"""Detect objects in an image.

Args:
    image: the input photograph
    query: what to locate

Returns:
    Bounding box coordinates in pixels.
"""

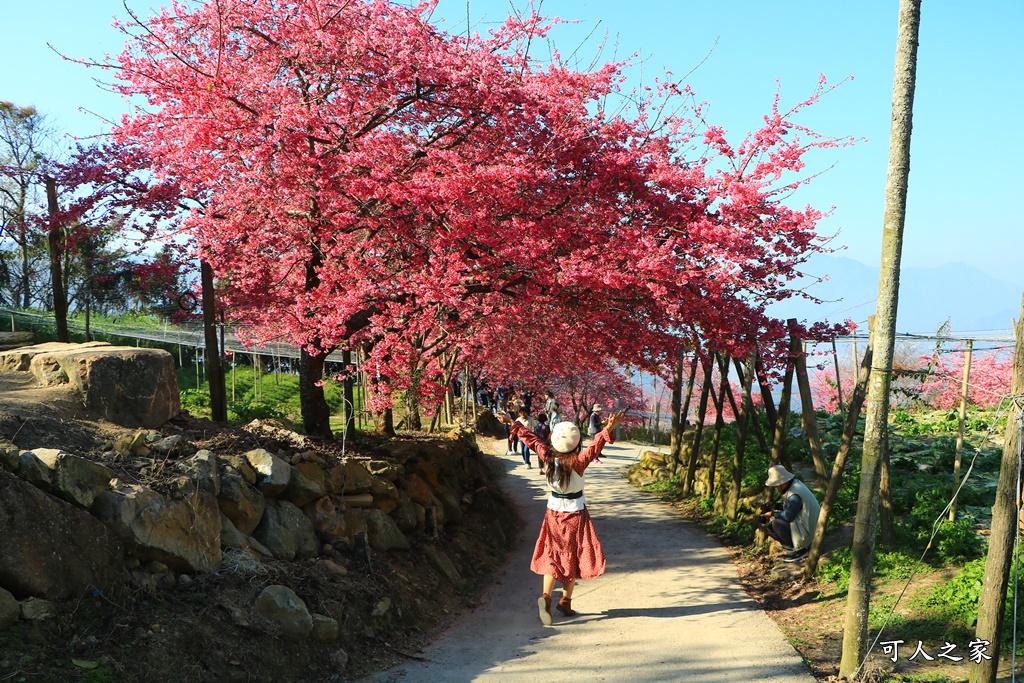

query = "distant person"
[515,406,538,468]
[588,404,603,437]
[498,409,626,625]
[521,390,535,415]
[496,385,508,408]
[758,465,821,563]
[534,412,551,447]
[544,391,558,421]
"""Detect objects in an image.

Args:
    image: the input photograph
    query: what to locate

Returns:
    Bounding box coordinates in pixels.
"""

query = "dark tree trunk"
[669,352,685,464]
[342,347,357,441]
[683,358,714,497]
[45,177,68,343]
[754,353,779,432]
[299,347,333,439]
[374,407,395,437]
[200,260,227,423]
[708,354,731,499]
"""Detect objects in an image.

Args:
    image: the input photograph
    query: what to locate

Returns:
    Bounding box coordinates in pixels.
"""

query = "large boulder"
[0,331,37,354]
[0,340,107,372]
[252,500,319,561]
[342,459,374,494]
[389,492,425,536]
[302,495,347,542]
[0,470,126,599]
[253,585,313,640]
[282,462,326,507]
[474,409,505,437]
[93,485,222,573]
[0,587,18,630]
[217,473,266,535]
[27,448,112,509]
[27,345,179,428]
[365,508,410,552]
[245,449,291,496]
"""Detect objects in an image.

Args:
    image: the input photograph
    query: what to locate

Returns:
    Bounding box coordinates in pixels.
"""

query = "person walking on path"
[588,404,603,437]
[758,465,821,563]
[534,412,551,446]
[500,408,625,626]
[515,406,538,469]
[544,391,558,423]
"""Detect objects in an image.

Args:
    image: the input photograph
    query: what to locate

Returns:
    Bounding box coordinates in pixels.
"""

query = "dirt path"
[364,437,815,683]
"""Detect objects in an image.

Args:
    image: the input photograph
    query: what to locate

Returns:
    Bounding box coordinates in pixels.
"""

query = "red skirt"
[530,507,607,583]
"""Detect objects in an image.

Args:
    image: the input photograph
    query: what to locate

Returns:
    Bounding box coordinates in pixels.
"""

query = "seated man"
[759,465,821,563]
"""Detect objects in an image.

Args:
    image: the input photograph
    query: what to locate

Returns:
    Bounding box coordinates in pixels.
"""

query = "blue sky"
[3,0,1023,290]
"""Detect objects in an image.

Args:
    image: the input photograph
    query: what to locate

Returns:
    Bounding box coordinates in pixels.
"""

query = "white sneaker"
[506,450,515,457]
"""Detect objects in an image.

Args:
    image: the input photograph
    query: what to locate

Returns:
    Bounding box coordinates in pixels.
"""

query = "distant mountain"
[768,255,1021,334]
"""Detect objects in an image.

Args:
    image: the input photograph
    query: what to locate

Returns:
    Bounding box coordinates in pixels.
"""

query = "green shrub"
[926,558,985,626]
[933,518,984,564]
[818,546,852,591]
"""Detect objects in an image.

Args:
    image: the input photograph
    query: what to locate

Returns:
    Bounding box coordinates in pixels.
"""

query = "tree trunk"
[343,347,357,441]
[770,350,795,471]
[969,296,1024,683]
[754,353,779,434]
[732,358,769,453]
[680,355,699,436]
[300,347,334,439]
[44,177,68,343]
[790,320,829,486]
[879,443,895,544]
[374,407,395,436]
[200,260,227,423]
[728,352,757,522]
[669,352,685,463]
[708,354,731,499]
[839,1,920,675]
[683,358,714,497]
[805,342,873,580]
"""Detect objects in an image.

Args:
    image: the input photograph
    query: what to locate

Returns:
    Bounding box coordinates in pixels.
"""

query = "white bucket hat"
[764,465,795,487]
[592,404,602,412]
[550,422,581,454]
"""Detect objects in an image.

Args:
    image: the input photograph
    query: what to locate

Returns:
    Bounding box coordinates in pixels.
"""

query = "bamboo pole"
[804,339,874,580]
[970,297,1024,683]
[839,0,921,673]
[949,339,973,521]
[791,324,829,486]
[727,351,757,522]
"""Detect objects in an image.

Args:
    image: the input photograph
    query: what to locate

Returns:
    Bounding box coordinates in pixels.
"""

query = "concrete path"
[364,438,815,683]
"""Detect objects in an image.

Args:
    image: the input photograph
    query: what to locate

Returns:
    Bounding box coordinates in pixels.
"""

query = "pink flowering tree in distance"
[101,0,852,436]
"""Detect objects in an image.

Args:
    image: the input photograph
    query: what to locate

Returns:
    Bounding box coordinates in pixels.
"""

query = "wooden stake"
[832,338,846,414]
[971,298,1024,683]
[727,351,757,522]
[949,339,973,521]
[790,322,829,486]
[804,339,874,580]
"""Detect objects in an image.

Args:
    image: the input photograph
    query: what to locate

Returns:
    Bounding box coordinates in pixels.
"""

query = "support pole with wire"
[971,294,1024,683]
